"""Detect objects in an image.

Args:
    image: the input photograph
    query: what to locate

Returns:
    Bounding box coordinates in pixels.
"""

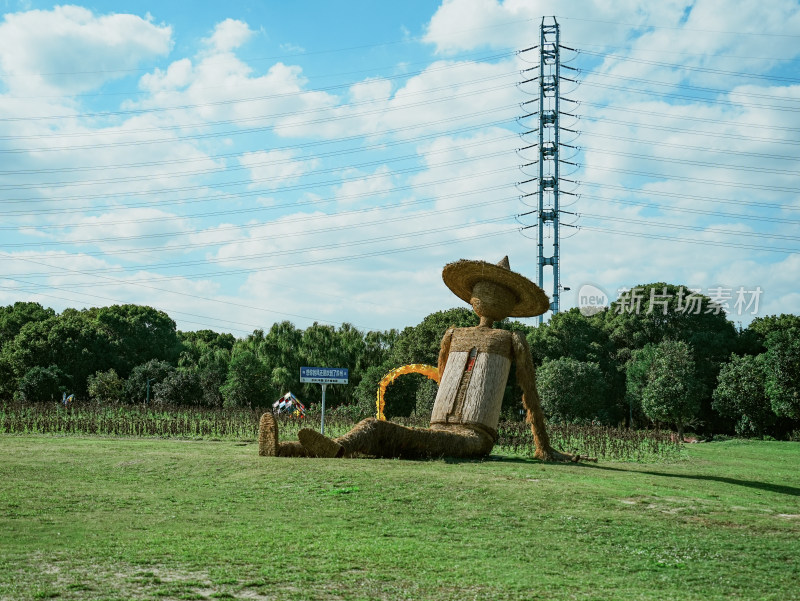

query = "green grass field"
[1,436,798,601]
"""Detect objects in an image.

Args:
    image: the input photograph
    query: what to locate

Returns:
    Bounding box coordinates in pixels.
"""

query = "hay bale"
[258,412,278,456]
[335,418,493,458]
[298,429,344,458]
[278,440,310,457]
[258,412,310,457]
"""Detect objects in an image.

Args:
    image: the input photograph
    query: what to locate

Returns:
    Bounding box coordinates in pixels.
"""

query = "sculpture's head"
[442,256,549,324]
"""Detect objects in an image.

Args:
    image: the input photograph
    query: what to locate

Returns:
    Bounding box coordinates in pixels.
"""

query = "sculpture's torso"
[430,327,513,439]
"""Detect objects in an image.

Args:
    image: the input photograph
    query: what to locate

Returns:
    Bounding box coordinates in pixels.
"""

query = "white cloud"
[0,5,172,95]
[139,58,193,92]
[423,0,537,54]
[203,18,254,53]
[423,0,692,54]
[348,78,393,103]
[335,166,394,205]
[274,58,519,140]
[239,149,319,189]
[1,2,798,335]
[57,208,194,255]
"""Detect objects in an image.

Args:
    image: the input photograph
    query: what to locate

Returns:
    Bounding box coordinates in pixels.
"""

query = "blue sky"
[1,0,799,336]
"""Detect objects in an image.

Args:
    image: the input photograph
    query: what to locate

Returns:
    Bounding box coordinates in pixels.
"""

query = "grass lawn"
[1,436,798,601]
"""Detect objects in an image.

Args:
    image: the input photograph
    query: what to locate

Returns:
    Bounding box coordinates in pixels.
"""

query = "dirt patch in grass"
[7,560,223,601]
[7,561,520,601]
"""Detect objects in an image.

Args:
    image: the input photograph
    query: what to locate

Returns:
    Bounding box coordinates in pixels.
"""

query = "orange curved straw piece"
[376,364,440,420]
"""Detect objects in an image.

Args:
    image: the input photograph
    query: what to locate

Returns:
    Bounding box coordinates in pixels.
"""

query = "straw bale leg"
[278,441,310,457]
[334,418,493,459]
[512,332,593,462]
[258,412,310,457]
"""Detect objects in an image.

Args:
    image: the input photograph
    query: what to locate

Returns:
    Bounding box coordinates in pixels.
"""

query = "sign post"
[300,367,349,435]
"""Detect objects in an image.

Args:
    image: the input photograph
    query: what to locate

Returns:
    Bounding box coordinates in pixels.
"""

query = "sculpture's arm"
[512,331,591,462]
[437,328,454,377]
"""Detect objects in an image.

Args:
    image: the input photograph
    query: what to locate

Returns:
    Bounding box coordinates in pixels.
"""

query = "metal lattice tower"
[518,17,577,323]
[537,17,561,323]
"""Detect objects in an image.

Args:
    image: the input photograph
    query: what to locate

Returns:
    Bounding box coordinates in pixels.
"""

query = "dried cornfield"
[0,403,263,440]
[497,420,683,462]
[1,403,682,461]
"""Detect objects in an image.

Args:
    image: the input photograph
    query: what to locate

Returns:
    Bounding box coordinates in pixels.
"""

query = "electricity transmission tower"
[518,16,577,324]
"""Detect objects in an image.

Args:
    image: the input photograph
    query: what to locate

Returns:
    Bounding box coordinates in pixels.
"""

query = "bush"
[536,357,608,423]
[87,369,124,404]
[124,360,175,403]
[639,340,702,439]
[154,369,203,406]
[196,348,230,407]
[220,350,272,409]
[415,378,438,419]
[763,328,800,419]
[712,353,775,437]
[16,365,66,403]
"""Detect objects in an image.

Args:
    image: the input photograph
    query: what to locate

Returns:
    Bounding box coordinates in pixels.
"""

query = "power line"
[561,17,800,39]
[578,115,800,145]
[580,194,800,224]
[5,21,799,333]
[580,163,800,194]
[2,49,514,99]
[0,88,518,154]
[582,71,800,106]
[570,42,798,63]
[1,225,521,293]
[1,17,535,82]
[579,79,800,112]
[578,182,800,213]
[578,146,799,176]
[0,115,513,175]
[0,130,515,191]
[0,182,512,229]
[578,132,800,163]
[580,212,800,242]
[0,279,269,336]
[0,68,516,134]
[0,161,516,210]
[6,213,518,276]
[575,225,799,255]
[1,195,515,251]
[577,104,800,136]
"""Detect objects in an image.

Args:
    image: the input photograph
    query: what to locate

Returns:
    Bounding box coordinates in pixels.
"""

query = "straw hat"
[442,256,550,317]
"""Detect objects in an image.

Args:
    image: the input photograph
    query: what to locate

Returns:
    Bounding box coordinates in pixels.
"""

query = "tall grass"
[0,402,682,461]
[0,402,262,440]
[497,420,683,462]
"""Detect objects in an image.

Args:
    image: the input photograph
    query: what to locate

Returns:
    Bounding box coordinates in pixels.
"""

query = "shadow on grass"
[442,454,537,465]
[443,455,800,497]
[578,463,800,497]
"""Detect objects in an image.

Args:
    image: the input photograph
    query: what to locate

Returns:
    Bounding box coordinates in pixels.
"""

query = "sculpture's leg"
[511,332,595,462]
[258,412,309,457]
[258,412,278,456]
[301,418,494,459]
[278,440,310,457]
[298,429,344,458]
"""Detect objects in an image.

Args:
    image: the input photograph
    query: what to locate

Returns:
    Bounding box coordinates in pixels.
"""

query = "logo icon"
[577,284,608,316]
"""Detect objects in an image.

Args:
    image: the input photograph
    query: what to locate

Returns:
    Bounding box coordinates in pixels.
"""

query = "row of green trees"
[1,282,798,438]
[529,286,800,438]
[0,302,398,412]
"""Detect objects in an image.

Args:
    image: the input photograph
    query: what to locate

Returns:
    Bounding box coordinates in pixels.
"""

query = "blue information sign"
[300,366,349,385]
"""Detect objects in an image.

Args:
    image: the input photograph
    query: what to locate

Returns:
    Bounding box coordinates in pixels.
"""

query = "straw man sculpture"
[259,256,580,462]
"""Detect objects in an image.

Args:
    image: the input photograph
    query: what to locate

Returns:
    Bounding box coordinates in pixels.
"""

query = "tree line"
[1,281,798,438]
